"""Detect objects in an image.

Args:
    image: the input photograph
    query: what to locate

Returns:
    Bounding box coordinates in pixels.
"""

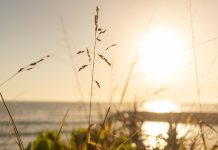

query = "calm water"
[0,101,218,150]
[0,101,133,150]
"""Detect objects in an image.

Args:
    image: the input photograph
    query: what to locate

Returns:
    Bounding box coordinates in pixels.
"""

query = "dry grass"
[76,6,116,127]
[3,1,218,149]
[0,92,24,150]
[118,61,136,109]
[0,55,50,150]
[0,55,50,88]
[95,106,111,148]
[189,0,207,148]
[52,108,70,149]
[60,17,85,101]
[88,6,100,126]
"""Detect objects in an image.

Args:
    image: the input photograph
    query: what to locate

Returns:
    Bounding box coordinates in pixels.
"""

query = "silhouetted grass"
[3,2,218,150]
[95,106,110,149]
[0,92,24,150]
[0,55,50,88]
[52,108,70,149]
[189,0,207,148]
[76,6,116,127]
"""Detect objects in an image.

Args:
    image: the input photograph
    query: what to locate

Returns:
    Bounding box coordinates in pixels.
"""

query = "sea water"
[0,101,218,150]
[0,102,103,149]
[0,101,133,150]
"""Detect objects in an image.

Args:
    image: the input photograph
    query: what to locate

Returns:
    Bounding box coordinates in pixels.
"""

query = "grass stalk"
[199,121,207,150]
[118,62,136,109]
[189,0,202,113]
[0,92,24,150]
[95,106,111,149]
[189,0,207,149]
[52,108,70,149]
[0,73,19,88]
[60,17,85,105]
[0,55,50,88]
[116,128,141,150]
[201,121,218,135]
[88,6,99,126]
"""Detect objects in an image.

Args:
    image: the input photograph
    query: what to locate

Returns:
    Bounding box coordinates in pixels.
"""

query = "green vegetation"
[25,124,137,150]
[2,2,218,150]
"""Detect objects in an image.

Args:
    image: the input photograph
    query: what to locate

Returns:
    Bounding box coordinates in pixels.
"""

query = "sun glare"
[143,100,180,113]
[137,27,187,82]
[141,100,180,148]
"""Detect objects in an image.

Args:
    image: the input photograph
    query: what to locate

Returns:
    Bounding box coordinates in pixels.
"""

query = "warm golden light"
[143,100,180,113]
[142,121,169,148]
[137,26,187,82]
[141,100,180,148]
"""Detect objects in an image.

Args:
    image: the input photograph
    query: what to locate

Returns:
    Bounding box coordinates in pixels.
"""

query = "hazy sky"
[1,0,218,105]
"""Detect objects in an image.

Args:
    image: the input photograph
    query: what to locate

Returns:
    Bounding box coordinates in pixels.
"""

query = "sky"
[0,0,218,106]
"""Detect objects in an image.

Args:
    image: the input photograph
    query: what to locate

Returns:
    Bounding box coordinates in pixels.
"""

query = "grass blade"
[0,92,24,150]
[0,55,50,88]
[116,128,141,150]
[95,107,111,149]
[88,6,99,127]
[52,108,70,149]
[118,62,135,109]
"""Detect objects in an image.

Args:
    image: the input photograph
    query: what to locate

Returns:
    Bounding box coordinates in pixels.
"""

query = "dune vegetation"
[1,1,218,150]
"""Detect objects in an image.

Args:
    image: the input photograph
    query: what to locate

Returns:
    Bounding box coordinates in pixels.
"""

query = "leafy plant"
[26,121,138,150]
[26,131,69,150]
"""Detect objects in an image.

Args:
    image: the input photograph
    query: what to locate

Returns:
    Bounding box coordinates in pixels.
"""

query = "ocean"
[0,101,218,150]
[0,101,133,150]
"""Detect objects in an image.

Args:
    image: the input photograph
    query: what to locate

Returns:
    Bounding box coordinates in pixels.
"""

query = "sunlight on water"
[143,100,180,113]
[141,100,183,149]
[142,121,169,148]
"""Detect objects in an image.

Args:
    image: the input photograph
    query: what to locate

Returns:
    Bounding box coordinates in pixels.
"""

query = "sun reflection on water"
[142,121,169,149]
[141,100,183,149]
[143,100,180,113]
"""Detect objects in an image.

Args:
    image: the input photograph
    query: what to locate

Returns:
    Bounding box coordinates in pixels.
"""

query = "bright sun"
[137,26,187,82]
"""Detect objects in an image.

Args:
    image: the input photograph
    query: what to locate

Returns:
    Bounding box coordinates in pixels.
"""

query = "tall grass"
[118,62,136,109]
[0,55,50,88]
[95,106,110,149]
[76,6,116,127]
[89,6,99,127]
[189,0,207,149]
[3,2,218,149]
[0,92,24,150]
[52,108,70,149]
[0,55,50,150]
[60,17,88,117]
